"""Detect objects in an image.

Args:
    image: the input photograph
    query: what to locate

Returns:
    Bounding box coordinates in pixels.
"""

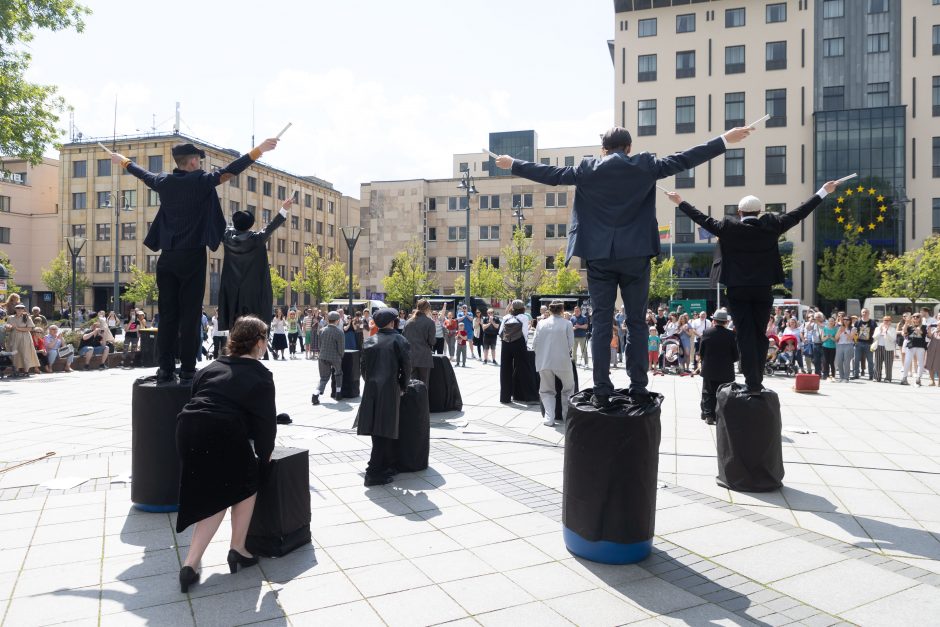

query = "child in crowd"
[647,327,661,372]
[610,332,619,368]
[455,327,468,367]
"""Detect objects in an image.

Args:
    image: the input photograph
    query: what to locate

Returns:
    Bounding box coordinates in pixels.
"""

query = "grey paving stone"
[773,560,918,614]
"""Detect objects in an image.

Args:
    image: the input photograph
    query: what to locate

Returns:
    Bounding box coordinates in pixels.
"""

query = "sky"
[26,0,615,198]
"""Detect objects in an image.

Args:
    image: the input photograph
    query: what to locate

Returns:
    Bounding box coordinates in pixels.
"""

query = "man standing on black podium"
[110,137,279,384]
[496,126,752,408]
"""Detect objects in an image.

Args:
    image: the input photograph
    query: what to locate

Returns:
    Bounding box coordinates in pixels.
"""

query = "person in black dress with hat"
[697,310,738,425]
[175,316,277,593]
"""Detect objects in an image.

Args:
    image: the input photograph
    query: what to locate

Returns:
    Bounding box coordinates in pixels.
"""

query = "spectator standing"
[924,323,940,386]
[532,301,575,426]
[402,299,435,385]
[834,315,854,382]
[456,305,474,358]
[900,314,928,386]
[311,312,345,404]
[872,315,895,382]
[821,317,837,380]
[481,308,500,365]
[123,311,142,367]
[455,327,468,367]
[302,309,315,360]
[664,313,679,337]
[6,304,40,376]
[615,307,626,364]
[269,308,288,360]
[498,300,532,403]
[690,311,710,371]
[803,313,822,375]
[647,327,661,372]
[570,306,590,368]
[697,310,738,425]
[210,310,228,360]
[852,309,876,380]
[444,311,458,358]
[473,310,483,360]
[654,306,667,336]
[286,310,300,359]
[431,309,445,355]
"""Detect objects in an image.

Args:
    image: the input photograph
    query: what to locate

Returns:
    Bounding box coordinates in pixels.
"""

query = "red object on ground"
[794,373,820,393]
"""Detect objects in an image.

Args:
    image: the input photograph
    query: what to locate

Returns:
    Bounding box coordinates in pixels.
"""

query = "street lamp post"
[457,171,478,310]
[105,193,132,317]
[511,205,526,300]
[340,226,365,313]
[65,236,87,330]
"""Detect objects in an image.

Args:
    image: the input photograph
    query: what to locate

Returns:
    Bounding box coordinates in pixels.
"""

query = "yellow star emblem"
[846,189,853,196]
[844,223,853,231]
[857,226,865,233]
[877,215,885,222]
[857,185,865,192]
[837,196,844,204]
[878,205,887,212]
[868,188,875,195]
[837,216,845,223]
[876,195,884,202]
[834,206,842,213]
[868,223,876,230]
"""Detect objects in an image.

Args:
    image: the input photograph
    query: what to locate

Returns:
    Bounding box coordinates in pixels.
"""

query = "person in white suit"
[532,300,576,426]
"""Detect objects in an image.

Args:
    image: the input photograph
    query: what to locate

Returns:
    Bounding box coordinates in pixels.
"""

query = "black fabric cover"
[715,383,784,492]
[246,446,312,557]
[513,351,540,403]
[394,380,430,472]
[131,376,191,507]
[428,354,463,412]
[563,388,663,544]
[330,350,361,399]
[138,329,159,368]
[541,360,580,419]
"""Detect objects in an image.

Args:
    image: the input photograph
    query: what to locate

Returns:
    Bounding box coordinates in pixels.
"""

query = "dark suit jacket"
[677,194,823,287]
[699,325,739,382]
[129,152,256,252]
[510,137,726,263]
[217,212,286,330]
[356,330,412,440]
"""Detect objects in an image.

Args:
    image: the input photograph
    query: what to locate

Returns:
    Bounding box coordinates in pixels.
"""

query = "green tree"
[647,256,676,304]
[874,236,940,310]
[120,265,157,316]
[325,261,360,301]
[290,245,358,306]
[0,1,90,164]
[816,232,881,306]
[0,251,22,297]
[500,227,541,300]
[40,250,88,307]
[452,256,507,300]
[772,253,794,297]
[535,248,582,294]
[382,239,435,310]
[269,266,288,304]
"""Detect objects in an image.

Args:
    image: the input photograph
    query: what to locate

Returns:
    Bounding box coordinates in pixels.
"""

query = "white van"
[861,297,940,320]
[772,298,812,321]
[325,299,388,314]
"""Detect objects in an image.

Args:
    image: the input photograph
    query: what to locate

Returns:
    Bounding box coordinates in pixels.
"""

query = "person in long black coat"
[175,316,276,593]
[217,198,290,331]
[402,299,435,384]
[698,311,739,425]
[356,308,411,486]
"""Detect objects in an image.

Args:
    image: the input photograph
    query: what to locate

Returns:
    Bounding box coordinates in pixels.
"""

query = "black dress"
[175,356,276,532]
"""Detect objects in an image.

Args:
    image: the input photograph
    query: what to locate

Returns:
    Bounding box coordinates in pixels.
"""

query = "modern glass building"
[488,130,537,177]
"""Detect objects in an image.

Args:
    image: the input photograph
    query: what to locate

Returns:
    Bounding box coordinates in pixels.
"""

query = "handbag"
[58,344,74,359]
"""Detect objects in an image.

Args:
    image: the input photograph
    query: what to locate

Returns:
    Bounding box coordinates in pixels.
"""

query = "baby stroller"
[656,333,691,376]
[765,335,798,376]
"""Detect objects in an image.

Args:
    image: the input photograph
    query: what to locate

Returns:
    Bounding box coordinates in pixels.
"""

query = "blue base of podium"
[563,526,652,564]
[132,502,178,513]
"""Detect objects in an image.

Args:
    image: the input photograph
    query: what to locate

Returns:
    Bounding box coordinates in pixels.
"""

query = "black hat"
[232,210,255,231]
[373,308,399,328]
[171,143,206,158]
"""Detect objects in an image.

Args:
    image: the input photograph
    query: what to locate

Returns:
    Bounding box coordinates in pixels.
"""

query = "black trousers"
[725,285,774,390]
[212,336,225,359]
[499,338,528,403]
[701,377,733,418]
[366,435,396,477]
[155,248,206,374]
[412,366,430,386]
[585,256,651,396]
[433,338,445,355]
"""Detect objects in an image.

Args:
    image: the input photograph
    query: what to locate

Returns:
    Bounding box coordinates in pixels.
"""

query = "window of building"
[765,203,786,214]
[725,92,745,130]
[868,0,887,13]
[277,185,286,201]
[933,198,940,233]
[229,200,240,213]
[564,156,575,167]
[121,223,136,240]
[447,257,467,271]
[638,18,657,37]
[71,224,85,238]
[121,189,136,208]
[867,33,889,53]
[867,82,889,107]
[315,221,323,235]
[480,225,500,240]
[557,192,568,206]
[247,176,257,192]
[96,191,110,208]
[426,257,437,272]
[766,41,787,70]
[262,209,272,223]
[765,89,787,127]
[73,160,86,178]
[725,149,745,186]
[638,99,657,136]
[0,227,9,244]
[676,13,695,33]
[765,146,787,184]
[276,239,285,253]
[933,26,940,55]
[511,193,533,208]
[823,37,844,57]
[328,200,335,214]
[725,7,745,28]
[120,255,136,273]
[766,3,786,23]
[229,175,239,188]
[724,204,738,216]
[262,181,272,196]
[725,45,745,74]
[823,85,845,110]
[328,224,334,237]
[539,158,550,165]
[97,159,111,177]
[934,137,940,177]
[490,195,500,209]
[676,50,696,78]
[676,96,695,134]
[675,208,693,243]
[459,162,468,172]
[146,255,158,273]
[95,256,111,273]
[0,196,9,212]
[72,192,86,210]
[95,223,110,241]
[545,224,555,239]
[638,54,657,82]
[147,190,159,206]
[545,256,556,270]
[448,226,468,241]
[290,215,299,229]
[247,205,256,217]
[304,218,311,232]
[291,241,299,255]
[823,0,844,17]
[427,227,436,241]
[545,192,556,207]
[276,265,285,279]
[148,155,163,172]
[675,168,695,189]
[479,195,489,210]
[314,197,322,211]
[933,77,940,116]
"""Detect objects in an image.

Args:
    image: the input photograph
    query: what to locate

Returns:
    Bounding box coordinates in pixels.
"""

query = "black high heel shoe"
[227,549,259,573]
[179,566,200,593]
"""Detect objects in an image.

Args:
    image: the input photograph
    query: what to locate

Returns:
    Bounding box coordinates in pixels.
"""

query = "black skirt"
[271,333,288,351]
[176,411,260,532]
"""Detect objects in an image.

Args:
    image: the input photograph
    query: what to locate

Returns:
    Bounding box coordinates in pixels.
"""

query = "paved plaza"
[1,354,939,626]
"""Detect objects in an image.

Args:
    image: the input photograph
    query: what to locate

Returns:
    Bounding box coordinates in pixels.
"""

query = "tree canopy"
[816,233,880,305]
[874,236,940,310]
[41,250,88,307]
[382,240,435,310]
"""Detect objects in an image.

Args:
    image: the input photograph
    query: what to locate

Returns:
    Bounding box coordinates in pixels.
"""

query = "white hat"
[738,195,762,214]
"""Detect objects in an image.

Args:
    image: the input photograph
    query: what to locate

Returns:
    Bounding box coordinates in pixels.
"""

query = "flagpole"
[670,220,674,300]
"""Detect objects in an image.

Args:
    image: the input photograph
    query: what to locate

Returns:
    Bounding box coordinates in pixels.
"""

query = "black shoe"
[705,416,717,426]
[311,394,320,405]
[179,371,195,385]
[227,549,258,574]
[276,413,292,425]
[179,566,200,593]
[155,368,177,384]
[364,474,394,487]
[591,394,610,410]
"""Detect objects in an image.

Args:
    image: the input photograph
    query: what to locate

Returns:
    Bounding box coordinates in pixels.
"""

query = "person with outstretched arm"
[495,126,752,408]
[664,179,840,395]
[110,138,279,384]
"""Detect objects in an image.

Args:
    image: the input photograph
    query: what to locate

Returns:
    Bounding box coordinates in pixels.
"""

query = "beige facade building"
[0,157,61,313]
[58,133,358,315]
[613,0,940,306]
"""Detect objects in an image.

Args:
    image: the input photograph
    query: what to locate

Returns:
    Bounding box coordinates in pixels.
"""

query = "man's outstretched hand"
[109,152,128,165]
[822,180,839,194]
[665,191,683,205]
[256,138,279,154]
[281,198,294,211]
[495,155,513,169]
[722,127,753,144]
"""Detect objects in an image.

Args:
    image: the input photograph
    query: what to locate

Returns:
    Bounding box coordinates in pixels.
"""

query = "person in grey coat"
[402,299,436,385]
[356,308,411,486]
[311,311,346,405]
[532,301,575,426]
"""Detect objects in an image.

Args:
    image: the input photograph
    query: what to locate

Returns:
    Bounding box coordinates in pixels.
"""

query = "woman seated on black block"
[175,315,277,593]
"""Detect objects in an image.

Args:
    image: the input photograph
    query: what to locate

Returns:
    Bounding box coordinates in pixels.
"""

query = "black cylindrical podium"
[715,383,784,492]
[428,355,462,412]
[563,388,663,564]
[131,376,191,512]
[330,350,361,399]
[395,380,431,471]
[138,329,159,368]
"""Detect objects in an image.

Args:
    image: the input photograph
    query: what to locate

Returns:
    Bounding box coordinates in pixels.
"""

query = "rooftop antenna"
[151,113,156,132]
[112,95,118,150]
[173,102,180,134]
[251,98,255,147]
